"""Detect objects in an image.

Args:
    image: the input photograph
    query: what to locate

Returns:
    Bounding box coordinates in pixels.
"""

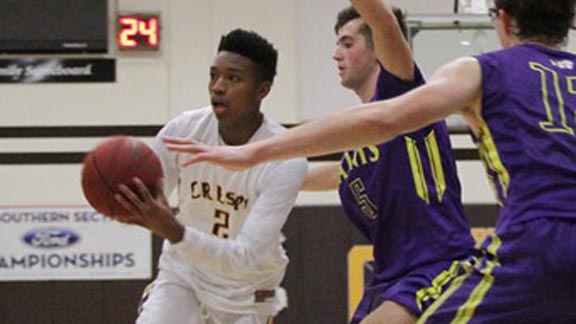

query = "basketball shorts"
[137,270,275,324]
[419,217,576,324]
[351,259,463,324]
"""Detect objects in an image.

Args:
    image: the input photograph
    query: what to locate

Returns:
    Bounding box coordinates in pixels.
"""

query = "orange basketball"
[81,135,163,220]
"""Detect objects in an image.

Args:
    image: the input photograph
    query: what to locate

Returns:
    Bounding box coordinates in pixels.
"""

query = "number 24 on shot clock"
[117,14,160,51]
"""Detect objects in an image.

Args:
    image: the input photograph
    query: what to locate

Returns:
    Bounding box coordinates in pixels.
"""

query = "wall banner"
[0,206,151,281]
[0,58,115,83]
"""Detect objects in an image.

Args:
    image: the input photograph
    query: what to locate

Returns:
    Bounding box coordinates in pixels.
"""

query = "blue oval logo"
[22,228,80,249]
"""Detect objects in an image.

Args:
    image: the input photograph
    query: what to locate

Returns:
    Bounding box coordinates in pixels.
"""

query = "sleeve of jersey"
[375,63,425,100]
[171,158,308,272]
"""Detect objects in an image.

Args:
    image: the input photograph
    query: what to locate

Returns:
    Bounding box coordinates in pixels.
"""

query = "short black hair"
[495,0,576,45]
[334,5,408,48]
[217,29,278,82]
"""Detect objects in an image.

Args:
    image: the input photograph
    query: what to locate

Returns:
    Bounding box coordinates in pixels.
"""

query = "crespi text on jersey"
[190,181,250,211]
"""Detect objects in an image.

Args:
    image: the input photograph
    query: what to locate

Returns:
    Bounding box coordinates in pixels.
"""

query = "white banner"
[0,206,151,281]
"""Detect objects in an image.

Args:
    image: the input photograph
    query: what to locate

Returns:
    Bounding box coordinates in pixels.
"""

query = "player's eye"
[228,75,240,82]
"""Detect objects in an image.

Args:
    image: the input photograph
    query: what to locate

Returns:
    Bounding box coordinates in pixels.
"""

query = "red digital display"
[117,14,160,51]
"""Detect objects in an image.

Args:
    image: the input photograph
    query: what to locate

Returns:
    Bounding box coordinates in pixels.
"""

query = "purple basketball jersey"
[338,66,475,284]
[420,44,576,324]
[475,44,576,228]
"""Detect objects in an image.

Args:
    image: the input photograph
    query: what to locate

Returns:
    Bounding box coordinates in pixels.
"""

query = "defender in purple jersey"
[163,0,576,322]
[302,1,475,323]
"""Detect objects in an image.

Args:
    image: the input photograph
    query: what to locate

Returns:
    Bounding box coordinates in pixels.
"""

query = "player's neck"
[354,67,380,103]
[218,111,264,146]
[523,39,565,51]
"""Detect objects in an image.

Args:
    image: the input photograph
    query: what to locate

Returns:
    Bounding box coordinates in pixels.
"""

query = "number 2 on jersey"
[212,209,230,238]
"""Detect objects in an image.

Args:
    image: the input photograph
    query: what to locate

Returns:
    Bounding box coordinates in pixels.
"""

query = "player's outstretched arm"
[164,57,481,170]
[163,136,258,170]
[351,0,413,80]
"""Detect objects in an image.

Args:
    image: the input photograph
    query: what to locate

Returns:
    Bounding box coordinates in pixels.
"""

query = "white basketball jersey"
[152,107,307,315]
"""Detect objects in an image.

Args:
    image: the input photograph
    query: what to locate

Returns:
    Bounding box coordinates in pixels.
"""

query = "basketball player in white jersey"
[115,29,307,324]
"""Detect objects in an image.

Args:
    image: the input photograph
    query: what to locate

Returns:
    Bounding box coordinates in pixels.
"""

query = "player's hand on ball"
[163,136,256,171]
[81,135,163,219]
[115,177,184,244]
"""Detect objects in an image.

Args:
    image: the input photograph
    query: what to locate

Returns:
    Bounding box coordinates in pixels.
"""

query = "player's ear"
[499,9,517,37]
[256,81,272,101]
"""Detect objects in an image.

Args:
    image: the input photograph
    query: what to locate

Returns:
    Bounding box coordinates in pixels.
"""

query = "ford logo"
[22,228,80,248]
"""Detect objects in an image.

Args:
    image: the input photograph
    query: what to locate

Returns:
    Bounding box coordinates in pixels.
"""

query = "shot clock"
[116,14,160,51]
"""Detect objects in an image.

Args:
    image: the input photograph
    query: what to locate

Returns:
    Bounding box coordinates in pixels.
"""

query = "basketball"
[81,135,163,220]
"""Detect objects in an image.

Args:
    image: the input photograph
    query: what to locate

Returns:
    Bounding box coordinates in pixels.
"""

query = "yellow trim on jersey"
[450,234,502,324]
[484,234,502,261]
[416,255,479,324]
[417,256,476,324]
[415,260,460,311]
[406,137,430,203]
[477,124,510,205]
[417,272,469,324]
[425,130,447,203]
